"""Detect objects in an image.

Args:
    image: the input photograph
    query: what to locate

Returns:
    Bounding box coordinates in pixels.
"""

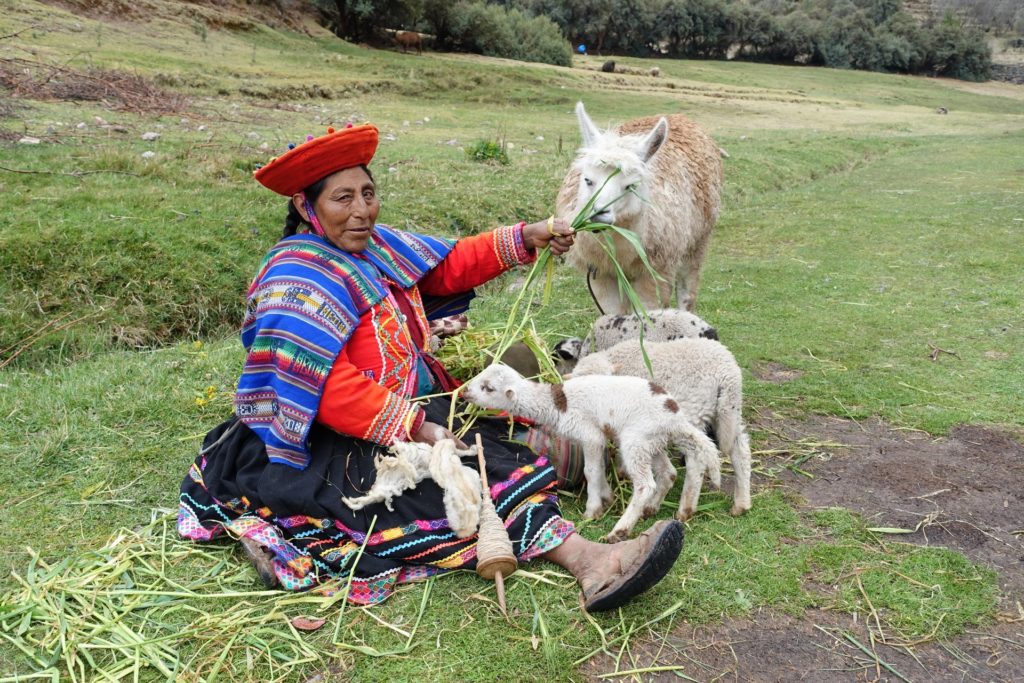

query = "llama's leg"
[716,411,753,516]
[589,273,629,315]
[677,236,709,312]
[631,271,671,311]
[582,438,613,519]
[606,438,658,542]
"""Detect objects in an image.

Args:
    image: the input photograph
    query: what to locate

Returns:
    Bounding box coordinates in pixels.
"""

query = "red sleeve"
[419,224,536,296]
[316,348,423,445]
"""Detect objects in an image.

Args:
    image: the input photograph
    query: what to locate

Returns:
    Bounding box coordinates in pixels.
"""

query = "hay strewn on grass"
[0,511,364,682]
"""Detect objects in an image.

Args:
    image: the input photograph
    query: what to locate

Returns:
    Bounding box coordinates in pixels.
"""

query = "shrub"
[925,18,992,81]
[466,139,510,164]
[431,1,571,67]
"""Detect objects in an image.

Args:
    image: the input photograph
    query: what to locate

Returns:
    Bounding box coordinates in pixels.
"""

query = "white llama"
[556,102,723,313]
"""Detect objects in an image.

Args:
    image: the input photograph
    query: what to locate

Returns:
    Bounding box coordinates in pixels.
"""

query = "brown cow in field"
[395,31,422,55]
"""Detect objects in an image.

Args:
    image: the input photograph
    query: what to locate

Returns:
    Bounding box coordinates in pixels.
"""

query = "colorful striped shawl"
[235,226,457,469]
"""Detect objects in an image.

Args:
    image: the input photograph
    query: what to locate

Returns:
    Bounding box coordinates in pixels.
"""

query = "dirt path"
[590,416,1024,682]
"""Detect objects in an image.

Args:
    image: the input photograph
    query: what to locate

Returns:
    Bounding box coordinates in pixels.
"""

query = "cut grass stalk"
[0,513,348,682]
[335,577,434,657]
[488,168,663,383]
[573,601,684,667]
[596,664,692,679]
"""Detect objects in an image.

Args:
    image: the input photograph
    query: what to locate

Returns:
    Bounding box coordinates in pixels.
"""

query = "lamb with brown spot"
[463,363,721,541]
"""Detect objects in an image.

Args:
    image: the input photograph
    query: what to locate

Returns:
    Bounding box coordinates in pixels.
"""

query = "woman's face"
[302,166,380,252]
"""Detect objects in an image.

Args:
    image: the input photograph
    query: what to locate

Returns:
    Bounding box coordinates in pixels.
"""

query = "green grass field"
[1,1,1022,680]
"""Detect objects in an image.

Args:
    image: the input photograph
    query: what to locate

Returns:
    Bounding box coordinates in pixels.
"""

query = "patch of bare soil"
[767,416,1024,611]
[751,361,804,384]
[0,59,189,114]
[637,609,1024,682]
[38,0,317,33]
[585,417,1024,681]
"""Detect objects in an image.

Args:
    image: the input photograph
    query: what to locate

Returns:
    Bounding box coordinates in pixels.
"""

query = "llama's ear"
[639,117,669,162]
[576,102,600,147]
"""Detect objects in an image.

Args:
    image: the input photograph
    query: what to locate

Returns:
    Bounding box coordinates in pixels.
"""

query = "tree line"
[316,0,994,80]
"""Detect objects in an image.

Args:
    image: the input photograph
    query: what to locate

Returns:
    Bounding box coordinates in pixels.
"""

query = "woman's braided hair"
[282,165,375,238]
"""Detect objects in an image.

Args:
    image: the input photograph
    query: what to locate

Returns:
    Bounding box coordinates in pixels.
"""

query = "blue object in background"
[577,44,586,54]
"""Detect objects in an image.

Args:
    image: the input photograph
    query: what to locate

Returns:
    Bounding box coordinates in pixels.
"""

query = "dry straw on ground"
[0,58,189,114]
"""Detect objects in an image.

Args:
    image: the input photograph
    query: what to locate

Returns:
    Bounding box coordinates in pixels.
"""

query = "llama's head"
[571,102,668,227]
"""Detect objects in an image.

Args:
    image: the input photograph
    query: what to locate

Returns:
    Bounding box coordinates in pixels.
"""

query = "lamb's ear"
[639,117,668,162]
[504,387,516,401]
[576,102,600,148]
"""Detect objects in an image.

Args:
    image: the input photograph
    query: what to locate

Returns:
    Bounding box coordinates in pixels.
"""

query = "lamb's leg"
[672,420,720,521]
[582,438,613,520]
[716,409,753,516]
[606,437,659,542]
[676,454,704,522]
[645,449,677,516]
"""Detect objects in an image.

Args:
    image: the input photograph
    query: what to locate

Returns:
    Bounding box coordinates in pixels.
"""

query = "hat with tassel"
[253,123,379,196]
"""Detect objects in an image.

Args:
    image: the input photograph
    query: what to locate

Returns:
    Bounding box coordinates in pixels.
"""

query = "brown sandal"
[582,520,684,612]
[239,535,280,589]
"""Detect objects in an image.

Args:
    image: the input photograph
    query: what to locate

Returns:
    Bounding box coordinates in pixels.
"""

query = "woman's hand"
[521,217,575,256]
[413,420,468,449]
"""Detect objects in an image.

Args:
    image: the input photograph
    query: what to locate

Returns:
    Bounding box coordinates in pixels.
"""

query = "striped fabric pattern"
[236,227,454,469]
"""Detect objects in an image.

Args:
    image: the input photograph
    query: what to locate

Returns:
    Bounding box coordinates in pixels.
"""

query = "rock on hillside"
[991,64,1024,84]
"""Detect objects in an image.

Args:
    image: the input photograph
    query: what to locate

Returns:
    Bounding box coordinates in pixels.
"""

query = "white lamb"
[462,363,721,542]
[554,308,719,371]
[342,440,482,538]
[571,338,752,519]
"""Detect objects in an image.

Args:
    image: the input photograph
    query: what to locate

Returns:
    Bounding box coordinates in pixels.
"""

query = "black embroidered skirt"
[177,397,574,604]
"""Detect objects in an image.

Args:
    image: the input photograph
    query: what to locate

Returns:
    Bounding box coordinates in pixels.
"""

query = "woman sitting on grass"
[177,123,683,611]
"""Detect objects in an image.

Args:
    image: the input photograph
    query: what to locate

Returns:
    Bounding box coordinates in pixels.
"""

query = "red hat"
[254,124,379,196]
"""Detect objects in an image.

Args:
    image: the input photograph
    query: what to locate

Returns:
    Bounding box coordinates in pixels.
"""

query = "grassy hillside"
[1,0,1022,680]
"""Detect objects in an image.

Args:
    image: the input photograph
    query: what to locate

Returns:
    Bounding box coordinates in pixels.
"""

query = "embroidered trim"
[491,223,534,270]
[364,391,417,445]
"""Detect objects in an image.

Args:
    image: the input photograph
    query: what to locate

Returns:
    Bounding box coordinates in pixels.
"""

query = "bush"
[807,3,991,78]
[432,1,571,67]
[466,139,510,164]
[925,19,992,81]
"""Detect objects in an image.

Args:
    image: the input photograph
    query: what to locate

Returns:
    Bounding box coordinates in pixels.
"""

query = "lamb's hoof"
[584,508,605,521]
[675,509,694,522]
[642,504,660,518]
[730,503,751,517]
[604,529,630,543]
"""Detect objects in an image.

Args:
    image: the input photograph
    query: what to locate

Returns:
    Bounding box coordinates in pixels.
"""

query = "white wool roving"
[342,440,483,538]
